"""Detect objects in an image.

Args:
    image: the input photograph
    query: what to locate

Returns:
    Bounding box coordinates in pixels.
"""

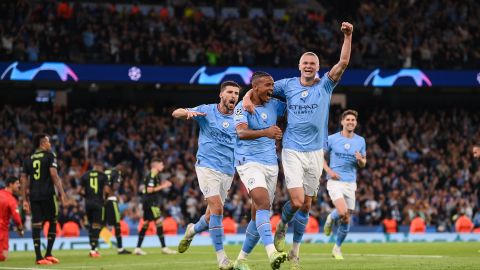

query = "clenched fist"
[341,22,353,36]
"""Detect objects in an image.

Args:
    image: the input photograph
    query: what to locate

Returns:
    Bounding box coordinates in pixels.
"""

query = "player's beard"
[224,98,236,112]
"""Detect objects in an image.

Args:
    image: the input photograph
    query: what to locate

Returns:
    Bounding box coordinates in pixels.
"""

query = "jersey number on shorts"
[33,160,41,180]
[90,176,99,193]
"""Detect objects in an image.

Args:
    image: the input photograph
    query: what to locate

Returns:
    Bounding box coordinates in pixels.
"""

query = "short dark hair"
[251,71,272,85]
[34,134,48,148]
[220,80,241,92]
[5,177,18,185]
[341,109,358,120]
[151,158,163,164]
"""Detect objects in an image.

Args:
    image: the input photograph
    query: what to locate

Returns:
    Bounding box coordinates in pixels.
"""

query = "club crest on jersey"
[203,185,210,194]
[222,121,230,128]
[344,143,351,150]
[235,108,242,115]
[261,112,268,120]
[248,178,255,186]
[301,90,309,98]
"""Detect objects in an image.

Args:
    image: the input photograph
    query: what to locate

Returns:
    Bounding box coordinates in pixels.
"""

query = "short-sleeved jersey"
[234,99,286,166]
[326,132,366,182]
[187,103,237,175]
[143,171,162,205]
[274,73,337,152]
[22,150,58,201]
[105,168,121,188]
[81,170,108,204]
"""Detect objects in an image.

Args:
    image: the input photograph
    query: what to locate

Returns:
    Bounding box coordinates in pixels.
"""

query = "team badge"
[222,121,230,128]
[248,178,255,186]
[301,90,309,98]
[203,185,210,195]
[261,112,267,120]
[344,143,351,150]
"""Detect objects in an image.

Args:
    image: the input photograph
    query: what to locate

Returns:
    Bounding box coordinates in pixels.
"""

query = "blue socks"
[241,220,260,254]
[336,222,350,247]
[281,201,297,224]
[330,209,340,222]
[256,210,273,246]
[194,215,209,234]
[292,210,309,243]
[209,214,224,251]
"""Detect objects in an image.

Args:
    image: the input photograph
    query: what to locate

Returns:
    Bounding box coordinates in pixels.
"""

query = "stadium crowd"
[0,104,478,233]
[0,0,479,69]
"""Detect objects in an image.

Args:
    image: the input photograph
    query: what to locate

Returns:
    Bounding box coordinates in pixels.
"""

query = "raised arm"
[172,108,206,120]
[328,22,353,82]
[236,123,282,140]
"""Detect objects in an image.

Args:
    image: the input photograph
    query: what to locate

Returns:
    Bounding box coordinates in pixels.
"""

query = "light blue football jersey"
[274,72,337,152]
[234,98,286,166]
[326,132,366,182]
[187,104,236,175]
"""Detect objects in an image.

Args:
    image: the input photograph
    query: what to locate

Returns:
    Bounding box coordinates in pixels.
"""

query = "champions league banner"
[0,61,479,88]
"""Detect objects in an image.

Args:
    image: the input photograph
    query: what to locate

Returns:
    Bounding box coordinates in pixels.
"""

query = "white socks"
[265,244,276,257]
[291,242,300,257]
[216,249,227,264]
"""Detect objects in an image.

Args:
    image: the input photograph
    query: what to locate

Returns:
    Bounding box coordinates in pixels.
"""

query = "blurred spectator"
[455,212,474,233]
[222,212,237,235]
[0,1,478,68]
[409,214,426,234]
[163,216,178,235]
[305,216,320,234]
[0,104,478,233]
[382,212,398,233]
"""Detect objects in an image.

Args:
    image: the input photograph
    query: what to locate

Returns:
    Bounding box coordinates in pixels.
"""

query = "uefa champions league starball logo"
[261,113,267,120]
[222,121,229,128]
[344,143,351,150]
[128,66,141,81]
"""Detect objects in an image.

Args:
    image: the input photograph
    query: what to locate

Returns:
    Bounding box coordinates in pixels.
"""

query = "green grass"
[2,243,480,270]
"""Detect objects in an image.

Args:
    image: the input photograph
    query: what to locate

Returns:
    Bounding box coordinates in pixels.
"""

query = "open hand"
[187,111,206,119]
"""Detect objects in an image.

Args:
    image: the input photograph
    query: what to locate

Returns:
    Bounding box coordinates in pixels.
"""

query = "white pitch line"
[179,251,446,258]
[348,253,445,258]
[0,253,446,270]
[0,267,44,270]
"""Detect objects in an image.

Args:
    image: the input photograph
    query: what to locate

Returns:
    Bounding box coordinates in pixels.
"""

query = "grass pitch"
[1,242,479,270]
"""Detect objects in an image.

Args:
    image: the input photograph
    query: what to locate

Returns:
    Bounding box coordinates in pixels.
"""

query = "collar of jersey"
[297,77,319,87]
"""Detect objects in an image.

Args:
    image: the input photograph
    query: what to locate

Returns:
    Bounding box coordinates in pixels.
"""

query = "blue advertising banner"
[1,61,479,88]
[8,233,480,251]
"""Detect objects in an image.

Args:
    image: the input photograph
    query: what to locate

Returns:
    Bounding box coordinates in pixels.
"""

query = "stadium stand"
[0,104,478,233]
[0,0,478,68]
